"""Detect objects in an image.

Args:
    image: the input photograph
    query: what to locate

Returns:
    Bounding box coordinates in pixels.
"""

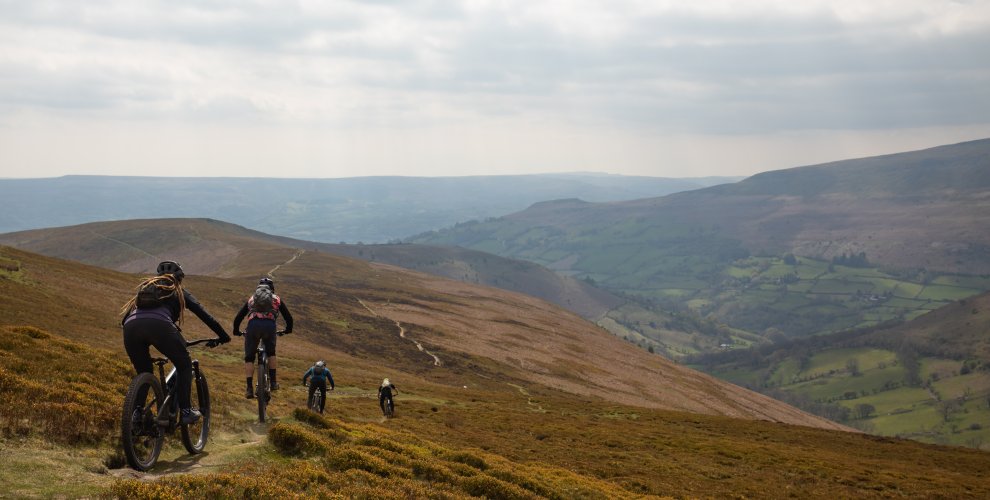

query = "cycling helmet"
[157,261,185,282]
[259,277,274,291]
[315,360,326,368]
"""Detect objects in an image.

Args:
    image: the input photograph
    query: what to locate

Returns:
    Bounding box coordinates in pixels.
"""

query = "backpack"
[250,285,275,315]
[136,277,172,309]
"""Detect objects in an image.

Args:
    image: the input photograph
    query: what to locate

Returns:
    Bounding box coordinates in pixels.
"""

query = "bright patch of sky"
[1,0,988,178]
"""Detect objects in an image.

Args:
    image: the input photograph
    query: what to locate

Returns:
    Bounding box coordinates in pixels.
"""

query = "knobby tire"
[309,389,323,414]
[257,357,269,423]
[121,372,165,471]
[181,370,210,454]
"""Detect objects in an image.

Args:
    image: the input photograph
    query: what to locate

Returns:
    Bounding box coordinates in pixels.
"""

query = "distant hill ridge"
[707,137,990,197]
[0,173,739,243]
[406,138,990,357]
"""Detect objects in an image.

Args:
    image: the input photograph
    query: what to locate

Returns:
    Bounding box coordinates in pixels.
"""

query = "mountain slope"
[5,242,990,497]
[0,218,624,321]
[409,139,990,344]
[0,224,835,426]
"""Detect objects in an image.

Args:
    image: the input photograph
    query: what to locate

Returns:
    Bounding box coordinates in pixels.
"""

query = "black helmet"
[157,261,185,282]
[259,277,274,291]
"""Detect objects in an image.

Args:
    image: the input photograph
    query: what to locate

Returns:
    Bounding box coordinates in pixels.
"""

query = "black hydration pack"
[136,277,174,309]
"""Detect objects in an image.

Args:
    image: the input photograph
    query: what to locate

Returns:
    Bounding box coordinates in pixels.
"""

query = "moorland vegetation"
[3,242,990,497]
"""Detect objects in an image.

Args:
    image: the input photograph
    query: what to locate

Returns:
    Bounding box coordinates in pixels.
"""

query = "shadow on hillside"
[107,451,211,481]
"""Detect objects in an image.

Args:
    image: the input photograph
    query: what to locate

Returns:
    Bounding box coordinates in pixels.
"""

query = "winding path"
[357,299,442,366]
[268,249,305,276]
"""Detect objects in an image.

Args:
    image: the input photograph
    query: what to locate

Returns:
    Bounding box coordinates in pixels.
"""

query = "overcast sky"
[1,0,989,179]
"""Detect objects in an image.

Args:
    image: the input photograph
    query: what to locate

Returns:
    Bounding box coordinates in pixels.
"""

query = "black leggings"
[243,319,277,362]
[123,318,193,409]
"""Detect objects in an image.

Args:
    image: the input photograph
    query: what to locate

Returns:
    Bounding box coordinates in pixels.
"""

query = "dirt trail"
[107,426,267,481]
[268,249,305,276]
[357,299,442,366]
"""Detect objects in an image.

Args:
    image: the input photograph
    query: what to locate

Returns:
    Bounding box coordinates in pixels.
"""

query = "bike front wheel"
[181,369,210,454]
[121,372,165,471]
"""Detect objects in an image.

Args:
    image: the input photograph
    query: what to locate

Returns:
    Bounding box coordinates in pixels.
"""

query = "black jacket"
[123,289,230,342]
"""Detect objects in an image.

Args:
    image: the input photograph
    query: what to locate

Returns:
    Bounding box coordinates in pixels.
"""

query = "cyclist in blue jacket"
[302,360,335,414]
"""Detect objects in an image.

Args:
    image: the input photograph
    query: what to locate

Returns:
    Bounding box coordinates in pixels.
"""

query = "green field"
[734,345,990,448]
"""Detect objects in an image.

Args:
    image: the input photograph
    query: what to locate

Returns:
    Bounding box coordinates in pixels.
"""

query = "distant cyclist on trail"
[233,277,293,399]
[378,378,398,416]
[302,360,335,414]
[120,261,231,424]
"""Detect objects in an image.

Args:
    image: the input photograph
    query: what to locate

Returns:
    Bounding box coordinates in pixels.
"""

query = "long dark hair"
[120,274,186,325]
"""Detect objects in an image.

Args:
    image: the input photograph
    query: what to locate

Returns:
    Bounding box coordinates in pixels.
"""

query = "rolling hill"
[0,218,627,321]
[409,139,990,348]
[0,220,827,422]
[0,173,739,244]
[4,232,990,497]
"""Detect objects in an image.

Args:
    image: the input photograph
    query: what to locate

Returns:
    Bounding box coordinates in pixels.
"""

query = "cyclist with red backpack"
[233,277,294,399]
[121,261,231,424]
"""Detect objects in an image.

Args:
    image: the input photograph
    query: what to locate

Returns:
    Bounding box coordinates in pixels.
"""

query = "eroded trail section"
[357,299,442,366]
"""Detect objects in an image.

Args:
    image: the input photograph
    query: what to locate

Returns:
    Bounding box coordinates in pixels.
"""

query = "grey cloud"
[1,0,988,135]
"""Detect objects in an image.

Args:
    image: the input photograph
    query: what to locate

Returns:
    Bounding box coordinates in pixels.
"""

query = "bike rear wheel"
[385,398,394,418]
[181,368,210,454]
[257,358,269,423]
[121,372,164,471]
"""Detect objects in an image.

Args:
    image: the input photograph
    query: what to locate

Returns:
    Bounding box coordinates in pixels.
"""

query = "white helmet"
[315,360,325,368]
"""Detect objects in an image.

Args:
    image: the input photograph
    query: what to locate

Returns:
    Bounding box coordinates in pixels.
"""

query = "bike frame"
[154,351,205,431]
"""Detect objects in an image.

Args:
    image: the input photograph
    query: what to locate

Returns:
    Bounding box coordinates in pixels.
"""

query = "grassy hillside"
[689,292,990,448]
[2,240,990,496]
[409,139,990,351]
[0,238,835,425]
[5,325,990,498]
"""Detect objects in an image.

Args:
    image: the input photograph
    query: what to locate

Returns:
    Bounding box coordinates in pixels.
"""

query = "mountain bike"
[252,330,286,423]
[383,395,395,418]
[120,339,216,471]
[306,382,325,414]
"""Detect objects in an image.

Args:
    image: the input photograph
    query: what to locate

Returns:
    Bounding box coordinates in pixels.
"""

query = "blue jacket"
[303,366,334,388]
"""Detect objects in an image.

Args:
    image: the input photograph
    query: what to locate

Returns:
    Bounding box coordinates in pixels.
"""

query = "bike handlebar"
[187,338,222,348]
